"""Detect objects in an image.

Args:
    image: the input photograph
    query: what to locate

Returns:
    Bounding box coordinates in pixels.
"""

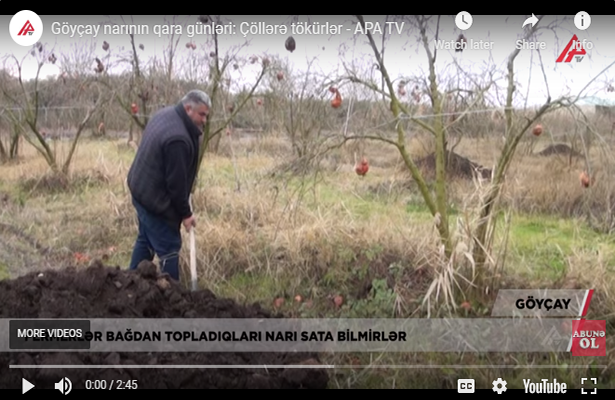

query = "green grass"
[511,215,597,252]
[506,213,615,281]
[218,272,285,302]
[0,261,9,280]
[277,177,401,218]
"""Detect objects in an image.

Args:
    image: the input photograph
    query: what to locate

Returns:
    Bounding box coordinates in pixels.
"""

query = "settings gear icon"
[492,378,507,394]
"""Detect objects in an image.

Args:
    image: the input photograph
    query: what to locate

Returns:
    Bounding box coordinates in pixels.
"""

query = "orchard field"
[0,15,613,389]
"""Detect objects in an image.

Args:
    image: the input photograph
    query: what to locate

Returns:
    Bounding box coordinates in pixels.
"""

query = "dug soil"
[0,260,329,389]
[414,151,492,180]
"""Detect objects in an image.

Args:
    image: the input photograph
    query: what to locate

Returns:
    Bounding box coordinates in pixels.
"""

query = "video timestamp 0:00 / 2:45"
[84,380,138,389]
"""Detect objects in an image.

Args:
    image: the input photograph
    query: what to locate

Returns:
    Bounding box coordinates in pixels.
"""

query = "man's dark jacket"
[127,102,202,227]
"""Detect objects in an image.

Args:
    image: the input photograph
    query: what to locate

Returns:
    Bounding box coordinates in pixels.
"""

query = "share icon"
[522,14,539,28]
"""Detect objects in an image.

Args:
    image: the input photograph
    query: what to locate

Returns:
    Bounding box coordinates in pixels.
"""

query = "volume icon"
[55,377,72,395]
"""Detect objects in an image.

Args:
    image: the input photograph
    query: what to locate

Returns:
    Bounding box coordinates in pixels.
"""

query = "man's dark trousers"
[129,197,181,280]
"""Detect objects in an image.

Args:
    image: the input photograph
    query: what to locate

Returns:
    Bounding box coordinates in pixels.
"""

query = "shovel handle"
[189,227,197,291]
[188,194,197,291]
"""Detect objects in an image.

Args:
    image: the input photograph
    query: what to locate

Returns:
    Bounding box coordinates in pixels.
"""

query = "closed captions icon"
[458,378,475,393]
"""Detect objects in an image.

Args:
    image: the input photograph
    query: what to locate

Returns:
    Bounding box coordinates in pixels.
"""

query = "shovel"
[190,225,197,291]
[189,195,197,292]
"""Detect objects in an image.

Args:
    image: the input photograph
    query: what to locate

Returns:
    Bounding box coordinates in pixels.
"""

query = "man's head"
[181,90,211,127]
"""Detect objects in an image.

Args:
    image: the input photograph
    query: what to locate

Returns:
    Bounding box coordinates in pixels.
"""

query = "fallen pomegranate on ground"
[354,157,369,176]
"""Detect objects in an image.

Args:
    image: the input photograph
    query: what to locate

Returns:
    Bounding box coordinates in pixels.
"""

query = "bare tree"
[337,15,615,305]
[99,15,154,143]
[191,15,268,188]
[0,42,106,180]
[0,70,22,162]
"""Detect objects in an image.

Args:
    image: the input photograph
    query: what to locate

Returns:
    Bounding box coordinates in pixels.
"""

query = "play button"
[22,378,34,394]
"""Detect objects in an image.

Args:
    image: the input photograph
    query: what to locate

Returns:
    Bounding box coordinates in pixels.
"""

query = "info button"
[9,320,91,350]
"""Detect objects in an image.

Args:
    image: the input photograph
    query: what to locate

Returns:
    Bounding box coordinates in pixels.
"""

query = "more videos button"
[9,320,91,350]
[458,378,475,393]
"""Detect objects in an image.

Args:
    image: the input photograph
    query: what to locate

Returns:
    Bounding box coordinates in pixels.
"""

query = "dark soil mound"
[0,260,329,389]
[415,151,491,180]
[536,144,583,158]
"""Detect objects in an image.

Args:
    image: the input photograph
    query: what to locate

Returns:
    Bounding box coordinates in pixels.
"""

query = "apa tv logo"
[18,21,35,36]
[10,11,43,46]
[556,35,592,63]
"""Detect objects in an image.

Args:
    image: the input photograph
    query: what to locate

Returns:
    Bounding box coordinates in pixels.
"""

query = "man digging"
[126,90,210,281]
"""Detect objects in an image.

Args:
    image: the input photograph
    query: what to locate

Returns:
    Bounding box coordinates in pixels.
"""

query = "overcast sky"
[2,14,615,108]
